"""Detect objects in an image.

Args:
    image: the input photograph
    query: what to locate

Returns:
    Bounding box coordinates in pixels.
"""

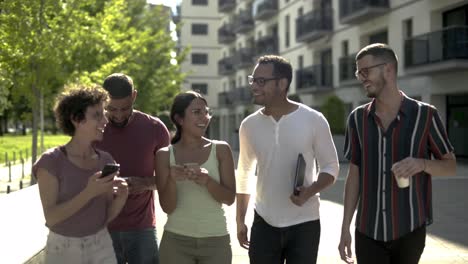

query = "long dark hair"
[170,91,208,144]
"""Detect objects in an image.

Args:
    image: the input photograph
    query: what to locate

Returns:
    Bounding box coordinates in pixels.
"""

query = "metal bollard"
[7,185,10,194]
[20,180,23,190]
[4,152,7,166]
[8,161,12,182]
[21,158,25,179]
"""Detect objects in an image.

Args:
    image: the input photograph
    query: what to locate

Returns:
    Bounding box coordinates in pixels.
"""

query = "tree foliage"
[0,0,185,167]
[321,95,346,135]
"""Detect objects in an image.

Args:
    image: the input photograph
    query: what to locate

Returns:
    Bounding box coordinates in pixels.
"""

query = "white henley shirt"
[237,104,340,227]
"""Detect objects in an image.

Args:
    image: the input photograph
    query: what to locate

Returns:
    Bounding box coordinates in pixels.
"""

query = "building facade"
[179,0,468,156]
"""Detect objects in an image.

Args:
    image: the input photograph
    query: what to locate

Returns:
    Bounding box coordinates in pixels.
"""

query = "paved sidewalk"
[154,162,468,263]
[2,158,468,263]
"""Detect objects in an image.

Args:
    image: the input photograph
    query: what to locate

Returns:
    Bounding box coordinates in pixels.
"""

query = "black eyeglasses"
[355,62,386,79]
[247,75,281,87]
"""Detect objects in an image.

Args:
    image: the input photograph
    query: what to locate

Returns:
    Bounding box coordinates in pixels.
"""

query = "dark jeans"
[355,226,426,264]
[249,211,321,264]
[110,228,159,264]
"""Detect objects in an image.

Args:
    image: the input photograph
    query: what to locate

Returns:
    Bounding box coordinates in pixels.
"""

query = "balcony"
[296,64,333,93]
[339,0,389,25]
[218,0,235,13]
[253,0,278,21]
[218,56,236,76]
[233,86,252,105]
[218,23,236,44]
[218,91,234,107]
[234,10,254,34]
[234,48,255,69]
[404,26,468,75]
[339,54,360,86]
[255,35,279,56]
[296,7,333,43]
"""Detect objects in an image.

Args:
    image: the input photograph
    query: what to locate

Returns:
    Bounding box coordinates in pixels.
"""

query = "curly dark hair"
[54,84,109,136]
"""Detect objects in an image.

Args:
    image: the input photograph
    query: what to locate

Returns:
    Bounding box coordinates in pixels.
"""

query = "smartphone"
[101,163,120,178]
[184,163,199,169]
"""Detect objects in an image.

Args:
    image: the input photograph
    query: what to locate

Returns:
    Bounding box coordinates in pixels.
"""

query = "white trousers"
[44,228,116,264]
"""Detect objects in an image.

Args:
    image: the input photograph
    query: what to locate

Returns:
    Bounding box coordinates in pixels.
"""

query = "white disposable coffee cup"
[393,173,410,188]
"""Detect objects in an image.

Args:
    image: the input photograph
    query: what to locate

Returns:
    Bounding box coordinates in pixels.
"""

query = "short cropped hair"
[356,43,399,73]
[103,73,134,99]
[257,55,293,91]
[54,84,109,136]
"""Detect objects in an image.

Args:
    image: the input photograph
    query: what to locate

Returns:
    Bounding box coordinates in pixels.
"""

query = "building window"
[192,83,208,94]
[403,19,413,39]
[285,15,290,48]
[192,23,208,35]
[369,30,388,44]
[342,40,349,56]
[192,53,208,64]
[192,0,208,5]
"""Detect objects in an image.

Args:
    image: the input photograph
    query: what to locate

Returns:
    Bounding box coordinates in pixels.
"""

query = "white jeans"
[45,228,116,264]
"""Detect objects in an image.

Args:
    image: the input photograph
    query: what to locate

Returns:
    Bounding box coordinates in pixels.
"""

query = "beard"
[365,76,385,98]
[109,118,129,128]
[253,96,264,106]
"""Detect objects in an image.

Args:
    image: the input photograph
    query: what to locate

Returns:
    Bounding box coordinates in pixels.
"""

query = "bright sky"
[147,0,181,13]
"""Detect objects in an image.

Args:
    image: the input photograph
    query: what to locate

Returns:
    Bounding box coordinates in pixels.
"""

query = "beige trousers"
[159,230,232,264]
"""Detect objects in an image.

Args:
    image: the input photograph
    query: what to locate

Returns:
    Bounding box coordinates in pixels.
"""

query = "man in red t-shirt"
[95,73,170,264]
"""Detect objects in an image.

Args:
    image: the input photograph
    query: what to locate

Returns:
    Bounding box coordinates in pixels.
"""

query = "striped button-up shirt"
[344,93,454,241]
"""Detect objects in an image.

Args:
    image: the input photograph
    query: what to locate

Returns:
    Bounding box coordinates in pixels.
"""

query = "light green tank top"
[164,140,228,237]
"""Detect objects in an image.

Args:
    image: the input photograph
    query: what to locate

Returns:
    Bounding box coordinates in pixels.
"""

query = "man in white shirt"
[236,55,340,264]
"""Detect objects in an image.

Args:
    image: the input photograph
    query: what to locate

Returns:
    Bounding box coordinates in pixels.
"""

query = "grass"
[0,134,70,165]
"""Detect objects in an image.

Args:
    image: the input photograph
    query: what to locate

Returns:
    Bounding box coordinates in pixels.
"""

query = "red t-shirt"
[95,110,170,231]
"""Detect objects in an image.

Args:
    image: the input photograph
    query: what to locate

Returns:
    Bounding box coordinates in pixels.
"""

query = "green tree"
[75,0,187,115]
[0,0,95,175]
[0,0,186,175]
[321,95,346,135]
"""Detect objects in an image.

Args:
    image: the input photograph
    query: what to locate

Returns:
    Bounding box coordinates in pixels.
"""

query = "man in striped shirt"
[338,43,456,264]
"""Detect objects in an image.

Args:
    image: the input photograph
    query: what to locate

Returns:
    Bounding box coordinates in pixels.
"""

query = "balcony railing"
[339,54,360,85]
[404,26,468,75]
[339,0,389,24]
[218,0,235,13]
[233,86,252,105]
[253,0,278,20]
[218,57,236,76]
[234,10,254,34]
[296,7,333,42]
[296,64,333,92]
[218,23,236,44]
[234,48,255,69]
[255,35,279,56]
[218,91,234,107]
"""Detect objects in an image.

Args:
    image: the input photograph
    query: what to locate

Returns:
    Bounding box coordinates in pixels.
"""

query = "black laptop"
[293,153,306,195]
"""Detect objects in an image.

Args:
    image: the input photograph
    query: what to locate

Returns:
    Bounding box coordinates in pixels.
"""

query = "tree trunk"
[40,92,44,153]
[0,115,3,136]
[30,83,40,185]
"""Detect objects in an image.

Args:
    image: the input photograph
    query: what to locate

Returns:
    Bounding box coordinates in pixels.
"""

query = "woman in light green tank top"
[155,91,236,264]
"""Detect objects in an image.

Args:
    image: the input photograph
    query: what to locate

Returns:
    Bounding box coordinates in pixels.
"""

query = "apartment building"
[179,0,468,157]
[178,0,224,140]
